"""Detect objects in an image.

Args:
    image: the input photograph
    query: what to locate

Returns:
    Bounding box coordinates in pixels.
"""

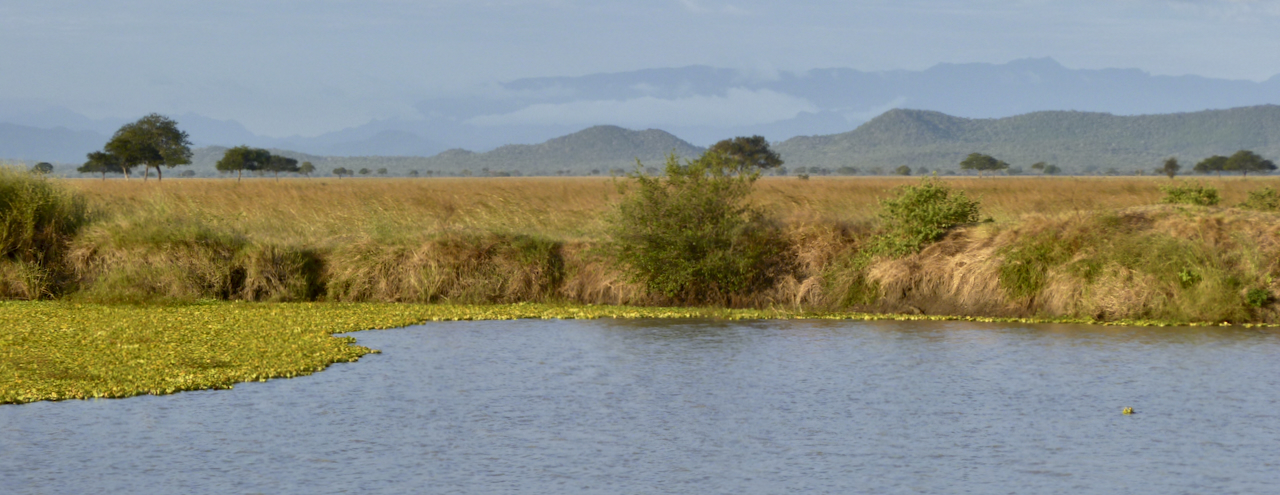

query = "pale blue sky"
[3,0,1279,136]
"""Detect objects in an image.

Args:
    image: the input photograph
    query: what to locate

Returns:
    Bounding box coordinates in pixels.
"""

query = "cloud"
[465,88,817,127]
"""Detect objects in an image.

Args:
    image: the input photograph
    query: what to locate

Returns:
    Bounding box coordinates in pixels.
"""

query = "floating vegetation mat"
[2,301,1273,404]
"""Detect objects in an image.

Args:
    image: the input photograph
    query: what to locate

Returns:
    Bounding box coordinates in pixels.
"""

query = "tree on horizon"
[102,114,192,182]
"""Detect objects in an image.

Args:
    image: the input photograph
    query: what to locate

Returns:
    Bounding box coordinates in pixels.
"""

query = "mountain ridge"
[6,57,1280,160]
[775,105,1280,172]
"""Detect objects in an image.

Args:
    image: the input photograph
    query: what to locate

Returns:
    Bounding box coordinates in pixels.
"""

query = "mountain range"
[775,105,1280,173]
[46,105,1280,178]
[4,57,1280,165]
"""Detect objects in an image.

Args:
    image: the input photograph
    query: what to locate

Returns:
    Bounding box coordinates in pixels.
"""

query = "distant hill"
[776,105,1280,173]
[185,125,703,177]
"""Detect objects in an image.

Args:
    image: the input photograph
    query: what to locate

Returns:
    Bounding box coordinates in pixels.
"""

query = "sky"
[3,0,1279,137]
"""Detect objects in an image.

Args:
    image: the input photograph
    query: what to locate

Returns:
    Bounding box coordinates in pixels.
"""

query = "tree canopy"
[705,135,783,174]
[299,161,316,177]
[1224,150,1277,177]
[79,151,125,180]
[1193,155,1228,175]
[958,153,1009,176]
[1159,157,1181,179]
[216,146,272,182]
[263,154,299,180]
[31,162,53,175]
[103,113,192,182]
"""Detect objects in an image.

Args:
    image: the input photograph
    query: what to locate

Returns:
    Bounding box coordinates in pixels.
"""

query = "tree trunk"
[156,166,162,182]
[123,168,130,180]
[237,168,242,182]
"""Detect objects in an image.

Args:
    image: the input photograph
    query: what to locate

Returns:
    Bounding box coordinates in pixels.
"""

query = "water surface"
[3,319,1278,493]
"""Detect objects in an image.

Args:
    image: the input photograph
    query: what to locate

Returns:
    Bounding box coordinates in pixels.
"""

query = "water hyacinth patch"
[5,301,1277,405]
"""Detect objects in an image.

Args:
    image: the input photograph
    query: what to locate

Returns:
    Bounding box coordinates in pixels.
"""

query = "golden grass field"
[64,175,1280,245]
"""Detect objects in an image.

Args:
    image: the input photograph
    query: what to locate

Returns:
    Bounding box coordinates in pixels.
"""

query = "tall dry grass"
[28,176,1280,323]
[66,176,1280,244]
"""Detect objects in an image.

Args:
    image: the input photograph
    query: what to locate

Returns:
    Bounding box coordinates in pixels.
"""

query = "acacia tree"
[706,135,784,174]
[1159,157,1181,179]
[1224,150,1277,177]
[1194,155,1228,176]
[216,146,271,182]
[959,153,1009,177]
[78,151,125,180]
[332,167,350,178]
[299,161,315,177]
[103,113,192,182]
[31,162,53,175]
[263,154,299,180]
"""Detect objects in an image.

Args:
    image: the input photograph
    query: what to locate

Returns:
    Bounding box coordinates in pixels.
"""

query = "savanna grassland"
[64,175,1271,243]
[5,171,1280,404]
[25,174,1280,313]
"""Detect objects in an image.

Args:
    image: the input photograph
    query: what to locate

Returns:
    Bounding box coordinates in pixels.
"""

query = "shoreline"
[3,301,1275,405]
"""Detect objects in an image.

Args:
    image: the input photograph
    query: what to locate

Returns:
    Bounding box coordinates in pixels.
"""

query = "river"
[3,319,1278,493]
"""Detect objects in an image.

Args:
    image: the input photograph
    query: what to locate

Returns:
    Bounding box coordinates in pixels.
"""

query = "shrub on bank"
[871,178,981,257]
[1238,187,1279,211]
[607,152,789,304]
[1160,182,1220,206]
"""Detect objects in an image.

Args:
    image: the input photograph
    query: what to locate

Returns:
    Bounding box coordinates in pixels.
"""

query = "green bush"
[1238,187,1280,211]
[1160,182,1220,206]
[872,178,980,257]
[1246,288,1272,308]
[0,167,88,297]
[607,152,789,303]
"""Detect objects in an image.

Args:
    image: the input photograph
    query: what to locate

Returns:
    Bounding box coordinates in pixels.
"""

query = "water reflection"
[2,319,1278,494]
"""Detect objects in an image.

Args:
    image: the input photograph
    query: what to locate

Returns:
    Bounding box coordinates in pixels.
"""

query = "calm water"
[3,319,1279,494]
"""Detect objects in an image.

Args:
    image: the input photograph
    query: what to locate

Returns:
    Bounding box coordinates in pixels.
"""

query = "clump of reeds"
[325,232,566,304]
[0,167,88,298]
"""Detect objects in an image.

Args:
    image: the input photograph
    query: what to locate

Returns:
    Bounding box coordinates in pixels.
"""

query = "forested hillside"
[777,105,1280,173]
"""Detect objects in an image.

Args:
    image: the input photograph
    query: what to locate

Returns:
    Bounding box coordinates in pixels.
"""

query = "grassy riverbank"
[4,172,1280,322]
[6,300,1272,405]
